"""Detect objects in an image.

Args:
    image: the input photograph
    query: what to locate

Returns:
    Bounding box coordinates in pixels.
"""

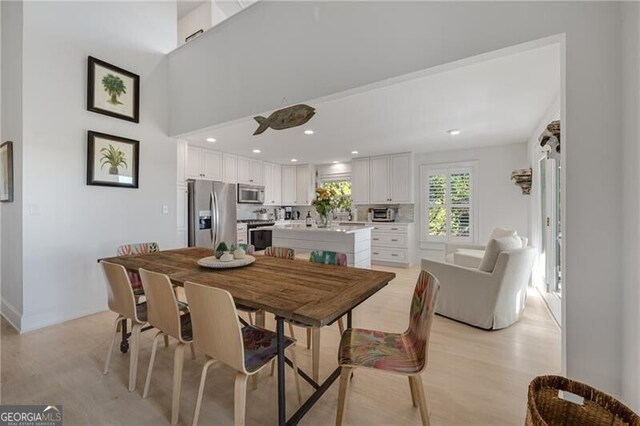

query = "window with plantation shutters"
[421,164,475,243]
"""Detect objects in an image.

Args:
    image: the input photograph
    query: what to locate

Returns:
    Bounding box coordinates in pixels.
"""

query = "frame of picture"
[0,141,14,202]
[87,56,140,123]
[87,131,139,189]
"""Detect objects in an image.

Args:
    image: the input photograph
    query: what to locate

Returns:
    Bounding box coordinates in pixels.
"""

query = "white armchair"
[422,247,536,330]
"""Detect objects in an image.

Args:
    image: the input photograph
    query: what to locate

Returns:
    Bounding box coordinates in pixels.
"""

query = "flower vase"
[318,213,330,228]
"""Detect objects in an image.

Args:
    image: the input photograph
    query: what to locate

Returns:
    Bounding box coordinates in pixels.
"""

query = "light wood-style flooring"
[1,264,560,425]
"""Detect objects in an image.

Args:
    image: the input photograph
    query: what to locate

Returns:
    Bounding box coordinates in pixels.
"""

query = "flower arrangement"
[312,187,338,226]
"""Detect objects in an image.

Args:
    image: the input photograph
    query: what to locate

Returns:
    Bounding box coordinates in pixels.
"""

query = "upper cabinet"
[352,153,413,204]
[263,162,282,206]
[282,165,297,205]
[281,164,313,206]
[187,146,222,181]
[223,153,238,184]
[237,156,263,185]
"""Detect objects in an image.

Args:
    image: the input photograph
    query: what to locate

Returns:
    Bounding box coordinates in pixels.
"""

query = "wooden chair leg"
[312,328,321,382]
[128,323,142,392]
[143,331,163,398]
[287,346,303,405]
[338,317,345,335]
[248,313,254,326]
[192,359,216,426]
[410,375,430,426]
[171,343,187,425]
[234,372,249,426]
[164,335,170,348]
[306,328,312,349]
[190,342,197,360]
[409,376,418,407]
[103,316,123,375]
[335,367,353,426]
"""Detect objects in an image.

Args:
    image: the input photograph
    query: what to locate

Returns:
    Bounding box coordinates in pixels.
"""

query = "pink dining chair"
[335,270,440,426]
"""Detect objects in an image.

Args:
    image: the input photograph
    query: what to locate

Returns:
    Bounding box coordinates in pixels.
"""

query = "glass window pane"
[450,172,470,204]
[321,180,352,212]
[428,207,447,236]
[429,174,446,205]
[451,207,470,237]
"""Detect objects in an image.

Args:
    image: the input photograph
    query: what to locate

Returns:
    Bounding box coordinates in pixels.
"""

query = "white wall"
[167,1,627,401]
[621,1,640,412]
[1,0,24,330]
[417,143,529,260]
[15,1,177,332]
[177,1,211,47]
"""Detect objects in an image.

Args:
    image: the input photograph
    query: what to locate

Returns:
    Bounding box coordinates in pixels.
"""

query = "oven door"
[238,185,265,204]
[251,229,272,251]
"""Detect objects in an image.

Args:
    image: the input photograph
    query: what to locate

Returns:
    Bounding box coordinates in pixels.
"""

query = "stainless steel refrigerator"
[188,180,237,248]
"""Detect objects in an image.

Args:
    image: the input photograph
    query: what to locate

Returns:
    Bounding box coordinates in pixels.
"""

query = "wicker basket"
[526,376,640,426]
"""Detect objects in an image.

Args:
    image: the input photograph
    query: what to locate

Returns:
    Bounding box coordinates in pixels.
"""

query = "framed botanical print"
[87,56,140,123]
[87,131,139,188]
[0,141,13,202]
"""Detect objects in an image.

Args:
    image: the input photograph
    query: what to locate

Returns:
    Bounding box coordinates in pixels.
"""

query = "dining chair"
[276,250,347,382]
[100,261,149,392]
[139,269,196,425]
[116,242,160,303]
[335,270,440,426]
[184,282,303,426]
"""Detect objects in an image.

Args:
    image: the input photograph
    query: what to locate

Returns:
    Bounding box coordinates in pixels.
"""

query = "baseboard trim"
[1,298,22,331]
[19,300,107,334]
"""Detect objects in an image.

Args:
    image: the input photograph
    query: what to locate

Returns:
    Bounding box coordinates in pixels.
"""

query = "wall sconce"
[511,168,532,195]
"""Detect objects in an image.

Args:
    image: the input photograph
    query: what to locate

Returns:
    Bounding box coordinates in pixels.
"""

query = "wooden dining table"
[99,247,395,426]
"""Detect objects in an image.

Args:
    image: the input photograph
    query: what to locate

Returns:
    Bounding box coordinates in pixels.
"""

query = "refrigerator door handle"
[212,190,220,248]
[210,191,216,248]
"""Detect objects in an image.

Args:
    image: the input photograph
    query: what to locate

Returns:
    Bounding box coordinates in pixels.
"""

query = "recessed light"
[252,149,261,153]
[447,129,461,136]
[351,150,359,155]
[290,158,298,162]
[332,161,339,164]
[206,137,216,142]
[304,130,314,135]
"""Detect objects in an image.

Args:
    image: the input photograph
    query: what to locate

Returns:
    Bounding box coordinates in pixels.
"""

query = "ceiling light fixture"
[206,137,216,142]
[290,158,298,162]
[304,130,314,135]
[447,129,461,136]
[351,150,359,155]
[253,149,261,153]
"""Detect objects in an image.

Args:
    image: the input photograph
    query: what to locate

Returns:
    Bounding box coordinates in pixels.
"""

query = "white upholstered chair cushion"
[478,236,523,272]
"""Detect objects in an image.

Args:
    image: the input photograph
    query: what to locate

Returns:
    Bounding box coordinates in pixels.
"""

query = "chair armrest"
[444,243,486,256]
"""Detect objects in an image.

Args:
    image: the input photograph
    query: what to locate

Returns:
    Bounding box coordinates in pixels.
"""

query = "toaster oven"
[371,208,395,222]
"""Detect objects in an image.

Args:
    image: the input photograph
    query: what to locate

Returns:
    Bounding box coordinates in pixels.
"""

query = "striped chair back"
[116,242,160,293]
[405,271,440,373]
[264,246,295,260]
[309,250,348,266]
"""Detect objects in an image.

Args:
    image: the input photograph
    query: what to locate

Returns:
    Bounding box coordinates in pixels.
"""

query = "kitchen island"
[270,224,373,268]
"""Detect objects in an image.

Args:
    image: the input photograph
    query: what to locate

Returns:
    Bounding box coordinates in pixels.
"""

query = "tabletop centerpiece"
[312,187,337,228]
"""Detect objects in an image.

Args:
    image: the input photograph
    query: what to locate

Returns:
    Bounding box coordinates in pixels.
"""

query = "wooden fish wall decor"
[253,104,316,135]
[539,120,561,155]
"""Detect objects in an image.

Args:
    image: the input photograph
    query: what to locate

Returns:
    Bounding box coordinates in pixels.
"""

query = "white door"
[351,158,370,204]
[296,165,312,206]
[250,159,263,184]
[370,156,390,203]
[263,162,274,205]
[282,165,297,205]
[390,154,412,203]
[202,150,222,181]
[223,153,238,183]
[237,156,251,184]
[186,146,202,179]
[272,164,282,205]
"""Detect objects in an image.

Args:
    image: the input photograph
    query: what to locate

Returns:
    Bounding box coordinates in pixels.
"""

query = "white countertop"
[265,223,374,234]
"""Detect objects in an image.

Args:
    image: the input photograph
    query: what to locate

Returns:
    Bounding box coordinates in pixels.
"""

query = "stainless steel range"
[238,219,275,251]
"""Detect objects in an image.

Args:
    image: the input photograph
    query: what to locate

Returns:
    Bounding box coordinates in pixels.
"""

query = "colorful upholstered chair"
[265,246,296,259]
[275,250,348,382]
[139,269,196,425]
[116,242,160,302]
[184,282,302,426]
[335,270,440,426]
[238,243,256,255]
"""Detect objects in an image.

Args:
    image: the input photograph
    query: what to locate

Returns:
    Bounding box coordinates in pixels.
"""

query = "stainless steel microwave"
[371,208,395,222]
[237,184,265,204]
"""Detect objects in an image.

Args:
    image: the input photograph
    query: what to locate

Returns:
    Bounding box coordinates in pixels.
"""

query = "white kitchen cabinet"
[367,153,413,204]
[223,153,238,183]
[263,162,282,206]
[237,223,248,245]
[296,164,314,206]
[237,156,263,184]
[272,164,282,205]
[282,165,297,205]
[369,156,391,203]
[351,157,370,204]
[369,222,415,267]
[187,146,222,181]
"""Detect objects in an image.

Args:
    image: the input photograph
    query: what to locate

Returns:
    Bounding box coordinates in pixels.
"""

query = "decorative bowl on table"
[197,255,256,269]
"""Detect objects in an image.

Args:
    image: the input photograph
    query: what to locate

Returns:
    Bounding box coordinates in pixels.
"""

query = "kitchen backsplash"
[291,204,415,223]
[236,204,280,220]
